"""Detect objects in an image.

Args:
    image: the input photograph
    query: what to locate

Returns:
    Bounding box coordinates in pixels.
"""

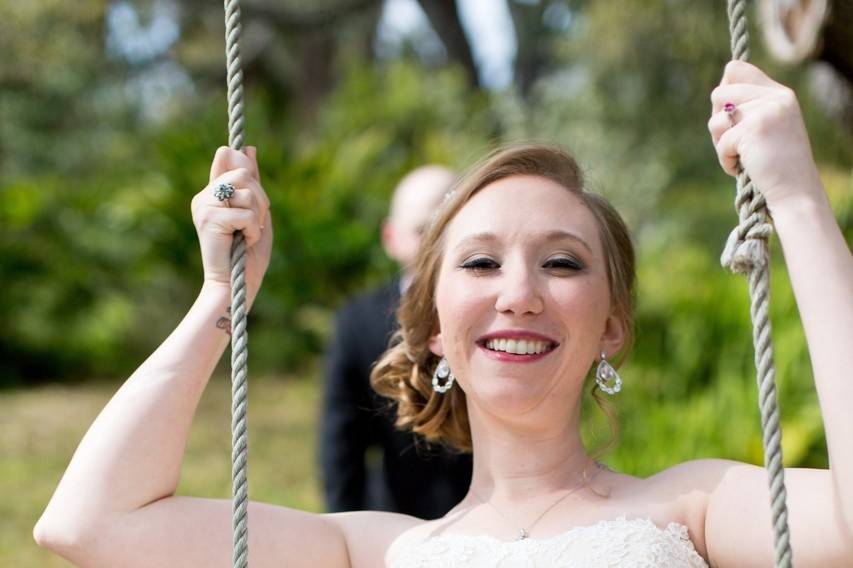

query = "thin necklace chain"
[471,460,606,541]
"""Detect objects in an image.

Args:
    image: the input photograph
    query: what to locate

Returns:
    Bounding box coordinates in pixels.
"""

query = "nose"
[493,260,544,316]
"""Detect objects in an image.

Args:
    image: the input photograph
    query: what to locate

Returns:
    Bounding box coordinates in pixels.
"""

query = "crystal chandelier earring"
[432,357,455,393]
[595,351,622,395]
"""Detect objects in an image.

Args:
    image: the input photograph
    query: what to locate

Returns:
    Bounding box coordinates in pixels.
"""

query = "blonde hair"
[371,144,636,453]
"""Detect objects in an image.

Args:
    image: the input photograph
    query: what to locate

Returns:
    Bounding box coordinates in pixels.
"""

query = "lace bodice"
[389,516,709,568]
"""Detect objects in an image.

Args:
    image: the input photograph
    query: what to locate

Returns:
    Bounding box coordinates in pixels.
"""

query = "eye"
[460,257,499,273]
[544,257,583,271]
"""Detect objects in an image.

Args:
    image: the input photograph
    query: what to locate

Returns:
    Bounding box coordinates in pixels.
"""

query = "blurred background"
[1,0,851,565]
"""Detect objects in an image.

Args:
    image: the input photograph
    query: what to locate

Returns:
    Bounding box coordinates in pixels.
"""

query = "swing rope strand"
[722,1,793,566]
[224,0,249,566]
[220,2,795,567]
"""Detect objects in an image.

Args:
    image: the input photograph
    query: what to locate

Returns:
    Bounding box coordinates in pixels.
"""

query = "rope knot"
[721,218,773,274]
[720,172,774,274]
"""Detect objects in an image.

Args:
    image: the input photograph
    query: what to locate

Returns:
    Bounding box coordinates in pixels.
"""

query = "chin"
[471,377,552,417]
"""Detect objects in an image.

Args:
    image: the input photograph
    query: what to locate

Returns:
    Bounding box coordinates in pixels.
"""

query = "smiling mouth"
[480,338,558,356]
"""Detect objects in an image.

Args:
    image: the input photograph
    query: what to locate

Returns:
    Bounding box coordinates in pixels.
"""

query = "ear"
[381,218,396,259]
[428,332,444,358]
[599,312,626,359]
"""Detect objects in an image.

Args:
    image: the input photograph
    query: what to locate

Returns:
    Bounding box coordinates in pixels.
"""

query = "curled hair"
[371,144,636,453]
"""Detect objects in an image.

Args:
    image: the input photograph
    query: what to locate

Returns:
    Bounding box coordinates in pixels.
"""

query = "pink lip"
[476,329,560,364]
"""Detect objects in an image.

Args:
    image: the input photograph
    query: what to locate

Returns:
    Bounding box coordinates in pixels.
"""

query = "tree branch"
[416,0,480,88]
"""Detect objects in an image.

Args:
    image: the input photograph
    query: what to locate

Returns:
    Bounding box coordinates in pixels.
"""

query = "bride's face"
[429,174,623,417]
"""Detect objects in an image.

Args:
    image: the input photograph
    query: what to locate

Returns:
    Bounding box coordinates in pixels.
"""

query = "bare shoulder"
[609,459,744,560]
[331,508,475,567]
[643,458,746,490]
[605,458,740,507]
[641,459,748,512]
[633,460,852,567]
[327,509,427,568]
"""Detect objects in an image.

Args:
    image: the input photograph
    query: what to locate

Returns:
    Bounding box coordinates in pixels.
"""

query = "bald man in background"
[320,166,472,518]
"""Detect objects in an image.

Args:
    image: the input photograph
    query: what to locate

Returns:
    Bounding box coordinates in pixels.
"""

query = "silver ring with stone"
[214,182,235,205]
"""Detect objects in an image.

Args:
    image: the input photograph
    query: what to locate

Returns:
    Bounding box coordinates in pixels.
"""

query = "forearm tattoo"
[216,305,232,336]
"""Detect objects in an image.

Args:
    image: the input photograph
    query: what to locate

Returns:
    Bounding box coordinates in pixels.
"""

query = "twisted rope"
[224,0,249,566]
[722,1,792,566]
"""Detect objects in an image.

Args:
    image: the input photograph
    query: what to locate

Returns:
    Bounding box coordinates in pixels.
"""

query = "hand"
[191,146,273,305]
[708,61,823,211]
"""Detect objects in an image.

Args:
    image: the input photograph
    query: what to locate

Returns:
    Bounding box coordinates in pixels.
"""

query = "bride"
[35,61,852,567]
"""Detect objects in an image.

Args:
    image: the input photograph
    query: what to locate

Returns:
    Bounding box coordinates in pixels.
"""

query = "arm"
[320,307,371,512]
[705,188,853,568]
[703,61,853,566]
[33,148,350,567]
[772,189,853,522]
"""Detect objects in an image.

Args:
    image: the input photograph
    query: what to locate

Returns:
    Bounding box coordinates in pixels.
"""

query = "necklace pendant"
[517,528,529,540]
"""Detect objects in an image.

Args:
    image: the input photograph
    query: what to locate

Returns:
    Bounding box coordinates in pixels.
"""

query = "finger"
[209,146,257,183]
[205,207,263,248]
[707,111,731,146]
[208,166,269,229]
[715,121,744,177]
[211,162,268,211]
[243,146,260,181]
[240,173,270,227]
[707,97,762,146]
[242,146,269,224]
[207,187,257,211]
[209,146,230,183]
[253,181,270,228]
[210,168,260,195]
[236,181,269,230]
[193,186,260,231]
[710,84,777,114]
[222,176,268,228]
[242,215,263,248]
[720,60,781,88]
[236,208,263,248]
[248,146,259,174]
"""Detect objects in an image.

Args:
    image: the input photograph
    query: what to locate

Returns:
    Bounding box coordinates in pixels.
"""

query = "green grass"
[0,372,323,567]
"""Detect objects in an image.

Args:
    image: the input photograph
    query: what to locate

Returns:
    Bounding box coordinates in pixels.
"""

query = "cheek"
[435,273,489,348]
[548,278,610,332]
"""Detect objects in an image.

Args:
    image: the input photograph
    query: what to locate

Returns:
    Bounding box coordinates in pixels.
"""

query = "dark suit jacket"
[320,279,472,519]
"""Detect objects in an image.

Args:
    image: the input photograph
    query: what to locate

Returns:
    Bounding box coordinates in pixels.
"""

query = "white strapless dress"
[389,516,709,568]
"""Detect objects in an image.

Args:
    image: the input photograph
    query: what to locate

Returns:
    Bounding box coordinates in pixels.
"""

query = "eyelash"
[460,257,583,273]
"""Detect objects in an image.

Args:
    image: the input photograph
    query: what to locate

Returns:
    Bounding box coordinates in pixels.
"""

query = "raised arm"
[31,148,351,567]
[703,61,853,566]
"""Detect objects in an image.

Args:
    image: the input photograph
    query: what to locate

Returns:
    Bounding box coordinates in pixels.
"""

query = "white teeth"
[484,338,553,355]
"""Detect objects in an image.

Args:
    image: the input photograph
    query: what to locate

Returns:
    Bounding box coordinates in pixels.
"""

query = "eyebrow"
[453,230,593,254]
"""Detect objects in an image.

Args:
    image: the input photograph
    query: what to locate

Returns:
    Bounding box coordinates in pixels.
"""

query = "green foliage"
[2,1,851,478]
[585,228,832,474]
[0,0,136,178]
[4,2,853,564]
[0,59,494,383]
[580,161,850,471]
